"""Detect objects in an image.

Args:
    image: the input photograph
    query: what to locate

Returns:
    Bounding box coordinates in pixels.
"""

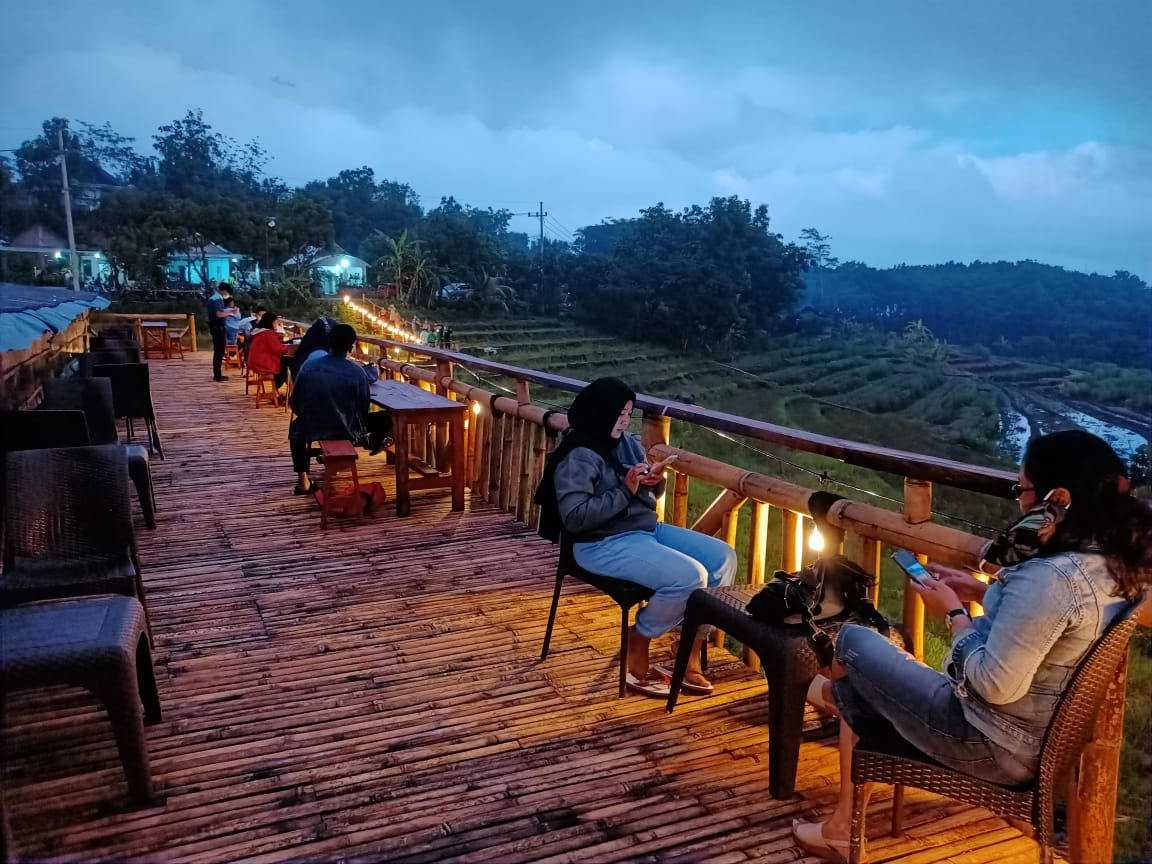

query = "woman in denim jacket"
[794,431,1151,861]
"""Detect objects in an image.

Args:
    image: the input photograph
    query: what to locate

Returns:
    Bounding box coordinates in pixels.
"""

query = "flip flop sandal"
[791,819,854,864]
[625,671,671,698]
[653,665,715,696]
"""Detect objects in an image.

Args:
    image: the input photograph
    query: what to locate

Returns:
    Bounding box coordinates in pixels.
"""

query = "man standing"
[206,282,237,381]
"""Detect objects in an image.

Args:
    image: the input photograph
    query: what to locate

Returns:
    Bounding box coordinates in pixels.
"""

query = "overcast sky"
[2,0,1149,279]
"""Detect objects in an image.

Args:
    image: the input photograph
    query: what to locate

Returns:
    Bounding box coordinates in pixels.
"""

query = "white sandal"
[807,674,838,717]
[792,819,856,863]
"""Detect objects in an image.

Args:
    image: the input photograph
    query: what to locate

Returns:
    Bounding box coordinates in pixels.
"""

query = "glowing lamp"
[807,523,825,552]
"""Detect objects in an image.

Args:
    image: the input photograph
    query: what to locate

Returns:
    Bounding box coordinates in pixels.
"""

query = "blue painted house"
[167,240,261,290]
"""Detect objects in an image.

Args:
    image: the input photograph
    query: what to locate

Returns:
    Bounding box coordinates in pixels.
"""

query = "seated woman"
[223,298,242,346]
[550,377,737,698]
[793,430,1151,862]
[247,312,290,395]
[293,316,337,368]
[287,324,391,495]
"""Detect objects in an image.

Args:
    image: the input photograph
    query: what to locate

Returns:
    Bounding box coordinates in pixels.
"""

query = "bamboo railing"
[92,311,198,352]
[301,314,1137,864]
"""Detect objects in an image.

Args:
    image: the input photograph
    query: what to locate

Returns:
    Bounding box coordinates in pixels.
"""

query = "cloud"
[1,1,1149,281]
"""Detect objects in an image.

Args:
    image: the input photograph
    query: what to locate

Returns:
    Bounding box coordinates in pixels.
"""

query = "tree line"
[0,111,813,354]
[3,111,1146,362]
[801,256,1151,368]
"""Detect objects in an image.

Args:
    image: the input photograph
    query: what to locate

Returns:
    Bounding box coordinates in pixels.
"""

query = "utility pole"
[57,127,81,291]
[515,202,547,263]
[535,200,546,265]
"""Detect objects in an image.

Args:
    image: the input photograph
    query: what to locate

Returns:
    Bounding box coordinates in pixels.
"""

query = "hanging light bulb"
[808,522,825,552]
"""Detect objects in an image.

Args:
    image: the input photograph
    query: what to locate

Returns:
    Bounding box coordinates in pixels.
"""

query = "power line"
[545,216,575,242]
[549,215,578,237]
[696,425,998,533]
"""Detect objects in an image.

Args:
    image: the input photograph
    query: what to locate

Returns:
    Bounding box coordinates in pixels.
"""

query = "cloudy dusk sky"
[2,0,1149,279]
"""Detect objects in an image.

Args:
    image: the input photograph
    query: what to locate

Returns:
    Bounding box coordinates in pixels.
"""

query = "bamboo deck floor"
[2,353,1056,863]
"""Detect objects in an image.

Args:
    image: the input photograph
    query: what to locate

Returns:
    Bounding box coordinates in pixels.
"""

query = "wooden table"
[140,322,170,359]
[369,380,466,517]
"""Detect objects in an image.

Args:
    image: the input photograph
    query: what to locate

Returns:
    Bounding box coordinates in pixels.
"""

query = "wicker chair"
[76,347,141,376]
[1,445,148,634]
[41,377,158,529]
[90,334,139,349]
[0,595,161,806]
[90,363,164,459]
[540,532,656,698]
[0,410,90,452]
[847,602,1142,864]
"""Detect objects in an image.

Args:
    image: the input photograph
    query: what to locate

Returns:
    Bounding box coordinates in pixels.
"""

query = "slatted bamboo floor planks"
[2,352,1059,862]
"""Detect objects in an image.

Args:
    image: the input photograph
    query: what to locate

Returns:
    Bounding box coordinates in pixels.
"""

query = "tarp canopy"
[0,283,110,353]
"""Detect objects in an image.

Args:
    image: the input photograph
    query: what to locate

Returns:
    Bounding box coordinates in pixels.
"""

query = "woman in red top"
[247,312,289,393]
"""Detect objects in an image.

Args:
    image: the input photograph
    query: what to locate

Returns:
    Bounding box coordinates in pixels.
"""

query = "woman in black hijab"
[550,378,737,698]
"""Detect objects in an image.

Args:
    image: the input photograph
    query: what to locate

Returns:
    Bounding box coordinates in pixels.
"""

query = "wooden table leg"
[395,416,411,518]
[451,413,465,511]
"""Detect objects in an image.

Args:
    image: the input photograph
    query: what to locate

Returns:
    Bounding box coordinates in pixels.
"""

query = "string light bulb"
[807,523,825,552]
[471,402,481,415]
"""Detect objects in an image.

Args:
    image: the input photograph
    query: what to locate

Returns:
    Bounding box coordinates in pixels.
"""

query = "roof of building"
[0,224,99,254]
[283,247,369,269]
[0,282,110,353]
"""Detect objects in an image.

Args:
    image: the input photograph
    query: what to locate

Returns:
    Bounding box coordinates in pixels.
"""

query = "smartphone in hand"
[640,454,679,476]
[891,549,933,585]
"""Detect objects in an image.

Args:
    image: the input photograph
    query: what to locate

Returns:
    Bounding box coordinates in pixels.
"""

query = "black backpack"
[746,555,890,664]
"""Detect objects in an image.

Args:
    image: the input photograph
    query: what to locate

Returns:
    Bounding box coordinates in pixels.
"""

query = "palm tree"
[378,230,417,303]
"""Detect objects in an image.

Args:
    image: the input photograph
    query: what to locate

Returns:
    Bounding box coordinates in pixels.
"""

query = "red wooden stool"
[316,439,361,530]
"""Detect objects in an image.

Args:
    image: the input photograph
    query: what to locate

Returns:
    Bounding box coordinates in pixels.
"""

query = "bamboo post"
[844,534,882,600]
[515,419,535,523]
[512,380,533,520]
[1066,654,1128,864]
[479,410,495,502]
[497,414,516,512]
[748,502,769,585]
[465,404,478,490]
[722,504,740,548]
[781,510,802,573]
[744,502,769,671]
[188,314,197,352]
[527,423,548,529]
[641,412,672,521]
[672,473,690,528]
[433,358,453,464]
[903,478,932,661]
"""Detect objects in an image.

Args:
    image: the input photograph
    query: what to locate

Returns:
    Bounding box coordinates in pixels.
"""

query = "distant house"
[283,247,368,296]
[167,240,260,291]
[72,166,123,212]
[0,223,110,286]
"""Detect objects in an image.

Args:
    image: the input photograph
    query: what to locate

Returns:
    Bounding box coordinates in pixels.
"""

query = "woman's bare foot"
[626,626,652,679]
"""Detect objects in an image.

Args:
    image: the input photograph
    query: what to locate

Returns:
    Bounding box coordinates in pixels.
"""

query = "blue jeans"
[831,624,1035,785]
[573,523,738,639]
